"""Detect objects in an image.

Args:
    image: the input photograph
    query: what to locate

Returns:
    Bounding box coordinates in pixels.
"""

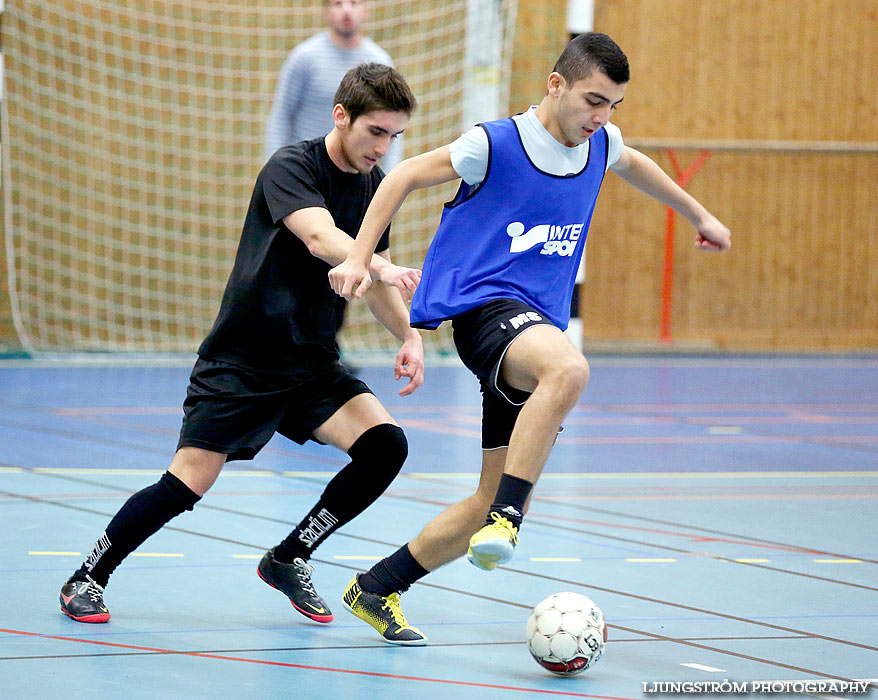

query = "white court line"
[232,554,262,559]
[680,663,726,673]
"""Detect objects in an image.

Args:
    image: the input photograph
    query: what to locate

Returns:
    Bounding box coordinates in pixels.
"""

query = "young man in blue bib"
[329,33,731,645]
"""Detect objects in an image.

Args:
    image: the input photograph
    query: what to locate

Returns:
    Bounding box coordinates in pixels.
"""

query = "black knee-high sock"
[69,471,200,587]
[358,544,428,597]
[486,473,533,529]
[273,424,407,563]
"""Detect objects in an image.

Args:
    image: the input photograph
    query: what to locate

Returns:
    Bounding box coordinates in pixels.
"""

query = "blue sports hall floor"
[1,354,876,699]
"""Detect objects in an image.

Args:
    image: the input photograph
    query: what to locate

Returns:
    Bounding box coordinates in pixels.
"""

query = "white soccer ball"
[525,592,607,675]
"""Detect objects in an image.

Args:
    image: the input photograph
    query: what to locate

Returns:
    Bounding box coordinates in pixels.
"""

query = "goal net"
[2,0,517,356]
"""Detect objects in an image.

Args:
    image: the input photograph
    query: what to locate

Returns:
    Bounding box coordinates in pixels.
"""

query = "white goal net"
[2,0,517,356]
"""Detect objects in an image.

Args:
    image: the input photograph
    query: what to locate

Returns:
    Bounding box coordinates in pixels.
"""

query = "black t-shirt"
[197,137,390,379]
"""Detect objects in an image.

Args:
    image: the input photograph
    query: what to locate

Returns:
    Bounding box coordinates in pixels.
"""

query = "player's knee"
[348,423,408,482]
[543,356,589,401]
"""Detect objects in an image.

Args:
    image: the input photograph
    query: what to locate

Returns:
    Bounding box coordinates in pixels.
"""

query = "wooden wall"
[512,0,878,351]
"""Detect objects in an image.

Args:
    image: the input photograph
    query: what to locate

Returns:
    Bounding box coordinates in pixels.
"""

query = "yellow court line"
[734,558,771,563]
[34,468,165,475]
[0,467,24,473]
[813,558,862,564]
[130,553,184,558]
[332,555,382,561]
[29,551,81,556]
[531,557,582,562]
[282,471,338,478]
[232,554,262,559]
[627,558,677,563]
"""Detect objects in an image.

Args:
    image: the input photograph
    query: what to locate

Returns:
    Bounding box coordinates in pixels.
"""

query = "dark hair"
[334,62,417,123]
[553,32,629,85]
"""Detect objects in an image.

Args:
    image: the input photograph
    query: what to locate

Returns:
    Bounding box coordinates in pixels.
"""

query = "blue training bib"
[410,117,608,330]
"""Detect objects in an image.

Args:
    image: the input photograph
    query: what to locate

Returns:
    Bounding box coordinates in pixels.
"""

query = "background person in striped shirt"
[264,0,402,171]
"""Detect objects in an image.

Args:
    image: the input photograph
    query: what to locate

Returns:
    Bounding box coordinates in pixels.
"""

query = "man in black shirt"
[59,64,427,643]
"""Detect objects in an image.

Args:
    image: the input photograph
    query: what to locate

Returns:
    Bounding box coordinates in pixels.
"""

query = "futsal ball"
[526,592,607,675]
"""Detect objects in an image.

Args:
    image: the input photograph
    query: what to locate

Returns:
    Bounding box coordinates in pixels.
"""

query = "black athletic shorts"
[177,357,372,461]
[452,298,556,450]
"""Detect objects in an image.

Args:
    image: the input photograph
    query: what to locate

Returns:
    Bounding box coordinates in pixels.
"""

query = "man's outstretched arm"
[329,145,460,300]
[610,145,731,251]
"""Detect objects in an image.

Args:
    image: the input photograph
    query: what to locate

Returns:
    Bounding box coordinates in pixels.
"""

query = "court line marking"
[0,627,638,700]
[4,468,877,480]
[680,663,726,672]
[813,559,862,564]
[627,558,676,563]
[609,624,864,685]
[232,554,261,559]
[531,557,582,562]
[521,514,878,592]
[547,502,878,565]
[410,471,878,480]
[734,558,770,563]
[0,635,816,661]
[6,482,877,686]
[11,473,878,632]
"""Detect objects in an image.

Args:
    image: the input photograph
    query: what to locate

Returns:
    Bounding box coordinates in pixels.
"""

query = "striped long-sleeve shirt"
[264,32,402,169]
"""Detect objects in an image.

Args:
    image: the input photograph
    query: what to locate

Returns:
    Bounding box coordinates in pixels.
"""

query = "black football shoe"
[257,549,333,623]
[60,577,110,623]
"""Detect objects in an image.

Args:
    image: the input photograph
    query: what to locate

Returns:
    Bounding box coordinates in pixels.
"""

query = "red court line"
[0,627,635,699]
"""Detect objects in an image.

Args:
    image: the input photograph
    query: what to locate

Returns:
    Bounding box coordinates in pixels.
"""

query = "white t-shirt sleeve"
[604,121,624,170]
[448,126,490,186]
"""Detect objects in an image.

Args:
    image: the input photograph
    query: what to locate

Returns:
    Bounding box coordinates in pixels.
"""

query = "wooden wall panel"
[594,0,878,141]
[575,0,878,350]
[583,151,878,350]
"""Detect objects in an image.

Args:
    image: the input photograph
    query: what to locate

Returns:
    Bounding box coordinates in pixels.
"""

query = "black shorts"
[177,357,372,462]
[452,298,555,450]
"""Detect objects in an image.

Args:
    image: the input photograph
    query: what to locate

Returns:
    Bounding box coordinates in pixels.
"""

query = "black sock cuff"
[495,473,533,505]
[160,471,201,511]
[389,543,429,579]
[361,543,428,596]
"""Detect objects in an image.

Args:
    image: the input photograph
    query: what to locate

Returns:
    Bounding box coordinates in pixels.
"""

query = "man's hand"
[375,262,421,301]
[395,332,424,396]
[329,257,421,300]
[693,213,731,252]
[328,258,372,300]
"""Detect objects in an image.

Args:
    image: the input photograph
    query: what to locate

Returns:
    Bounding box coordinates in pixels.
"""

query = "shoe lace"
[292,559,318,596]
[80,576,105,604]
[382,592,410,628]
[488,512,520,544]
